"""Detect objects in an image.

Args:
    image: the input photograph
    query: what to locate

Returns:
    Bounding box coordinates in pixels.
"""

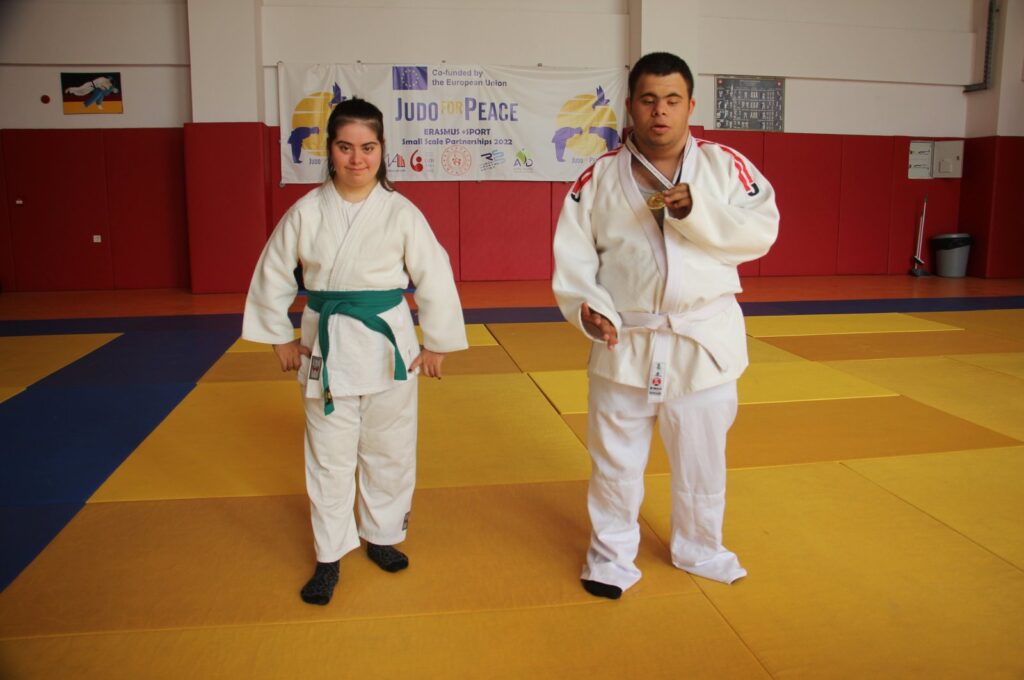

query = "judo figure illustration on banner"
[288,82,347,166]
[552,85,620,163]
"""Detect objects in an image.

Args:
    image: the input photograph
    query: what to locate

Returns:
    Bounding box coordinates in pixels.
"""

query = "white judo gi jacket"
[243,182,467,398]
[552,137,779,399]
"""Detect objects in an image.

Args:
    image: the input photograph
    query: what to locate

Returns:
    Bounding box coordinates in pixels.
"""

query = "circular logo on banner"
[441,145,472,176]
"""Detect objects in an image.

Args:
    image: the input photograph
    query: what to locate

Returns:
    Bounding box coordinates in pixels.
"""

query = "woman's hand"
[410,348,445,379]
[272,339,311,372]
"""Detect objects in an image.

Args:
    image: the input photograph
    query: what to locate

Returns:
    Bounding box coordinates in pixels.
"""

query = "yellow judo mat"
[0,333,120,388]
[2,311,1024,678]
[909,309,1024,341]
[744,312,959,337]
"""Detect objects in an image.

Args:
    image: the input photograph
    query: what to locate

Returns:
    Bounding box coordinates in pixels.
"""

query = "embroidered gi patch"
[402,512,410,531]
[648,361,666,399]
[309,356,322,381]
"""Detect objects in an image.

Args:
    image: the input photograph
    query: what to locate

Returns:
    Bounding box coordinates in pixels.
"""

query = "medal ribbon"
[625,133,690,191]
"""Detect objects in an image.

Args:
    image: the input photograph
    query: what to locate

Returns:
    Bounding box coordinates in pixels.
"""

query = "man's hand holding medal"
[647,183,693,219]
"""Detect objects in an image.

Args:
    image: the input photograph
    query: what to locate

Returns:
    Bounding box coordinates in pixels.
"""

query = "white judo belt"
[620,295,735,402]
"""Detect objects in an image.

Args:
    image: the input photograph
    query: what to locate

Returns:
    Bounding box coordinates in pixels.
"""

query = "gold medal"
[646,192,665,210]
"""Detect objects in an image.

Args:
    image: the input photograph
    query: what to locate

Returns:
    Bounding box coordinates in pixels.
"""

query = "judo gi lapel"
[316,184,344,267]
[618,149,667,284]
[660,135,698,311]
[326,182,388,289]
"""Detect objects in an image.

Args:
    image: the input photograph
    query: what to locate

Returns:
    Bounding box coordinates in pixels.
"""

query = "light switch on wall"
[93,235,102,243]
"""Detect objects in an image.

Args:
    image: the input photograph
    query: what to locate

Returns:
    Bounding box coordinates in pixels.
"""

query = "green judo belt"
[306,289,407,415]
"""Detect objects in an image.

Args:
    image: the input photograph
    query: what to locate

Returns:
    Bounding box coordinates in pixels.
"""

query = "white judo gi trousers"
[583,375,746,589]
[302,376,418,563]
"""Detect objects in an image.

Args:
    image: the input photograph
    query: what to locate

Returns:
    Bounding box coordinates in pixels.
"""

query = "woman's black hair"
[325,97,395,192]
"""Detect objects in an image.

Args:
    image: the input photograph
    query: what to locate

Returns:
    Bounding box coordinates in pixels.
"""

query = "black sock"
[582,579,622,600]
[366,543,409,572]
[300,560,339,605]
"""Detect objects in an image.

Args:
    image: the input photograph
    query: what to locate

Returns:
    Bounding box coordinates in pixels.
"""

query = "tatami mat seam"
[945,355,1024,381]
[84,492,310,506]
[635,511,776,678]
[88,475,647,504]
[837,460,1024,574]
[525,372,565,415]
[482,323,528,372]
[0,589,725,644]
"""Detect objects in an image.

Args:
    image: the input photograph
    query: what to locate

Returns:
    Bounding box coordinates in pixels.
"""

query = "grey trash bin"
[930,233,972,277]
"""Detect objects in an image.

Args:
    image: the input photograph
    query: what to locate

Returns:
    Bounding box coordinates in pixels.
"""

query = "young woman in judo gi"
[552,53,779,599]
[243,98,468,605]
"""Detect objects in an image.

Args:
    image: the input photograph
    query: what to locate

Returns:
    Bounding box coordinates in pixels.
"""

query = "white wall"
[690,0,977,136]
[0,0,191,129]
[0,65,191,129]
[997,0,1024,135]
[691,76,969,137]
[0,0,189,65]
[188,0,265,123]
[0,0,1017,140]
[965,0,1024,137]
[627,0,976,136]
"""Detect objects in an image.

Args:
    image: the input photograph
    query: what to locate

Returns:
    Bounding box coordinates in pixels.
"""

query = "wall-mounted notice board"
[714,76,784,131]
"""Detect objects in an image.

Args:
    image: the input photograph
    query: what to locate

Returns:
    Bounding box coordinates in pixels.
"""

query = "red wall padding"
[185,122,269,293]
[0,139,13,292]
[959,137,997,277]
[761,133,843,276]
[989,136,1024,277]
[837,135,895,274]
[460,182,552,280]
[2,125,1015,290]
[700,129,764,167]
[2,130,114,291]
[886,137,961,274]
[103,129,190,289]
[394,182,461,280]
[700,130,766,277]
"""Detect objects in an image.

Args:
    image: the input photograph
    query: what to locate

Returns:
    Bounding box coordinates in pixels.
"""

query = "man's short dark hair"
[628,52,694,100]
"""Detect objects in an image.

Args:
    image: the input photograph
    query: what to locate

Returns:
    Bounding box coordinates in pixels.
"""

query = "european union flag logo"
[392,66,429,91]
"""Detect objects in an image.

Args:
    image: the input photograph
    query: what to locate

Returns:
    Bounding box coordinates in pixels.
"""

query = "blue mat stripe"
[0,382,197,506]
[0,325,238,592]
[35,329,241,388]
[1,296,1021,336]
[0,502,83,592]
[741,295,1024,316]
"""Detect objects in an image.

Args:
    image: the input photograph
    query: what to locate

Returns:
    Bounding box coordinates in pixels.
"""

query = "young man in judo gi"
[552,52,779,599]
[243,98,468,605]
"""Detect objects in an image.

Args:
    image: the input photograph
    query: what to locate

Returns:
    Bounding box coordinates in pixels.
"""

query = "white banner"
[278,63,627,183]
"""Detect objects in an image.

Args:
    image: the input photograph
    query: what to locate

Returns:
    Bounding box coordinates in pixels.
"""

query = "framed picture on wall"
[61,72,123,114]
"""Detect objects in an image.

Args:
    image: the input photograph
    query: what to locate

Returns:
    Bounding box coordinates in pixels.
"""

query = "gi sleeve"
[665,147,779,266]
[242,209,301,345]
[551,175,622,340]
[404,211,468,354]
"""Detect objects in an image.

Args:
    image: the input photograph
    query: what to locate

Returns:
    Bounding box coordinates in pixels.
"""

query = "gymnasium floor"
[1,276,1023,679]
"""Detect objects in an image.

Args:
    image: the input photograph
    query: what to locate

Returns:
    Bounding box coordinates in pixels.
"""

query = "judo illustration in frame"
[61,72,123,114]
